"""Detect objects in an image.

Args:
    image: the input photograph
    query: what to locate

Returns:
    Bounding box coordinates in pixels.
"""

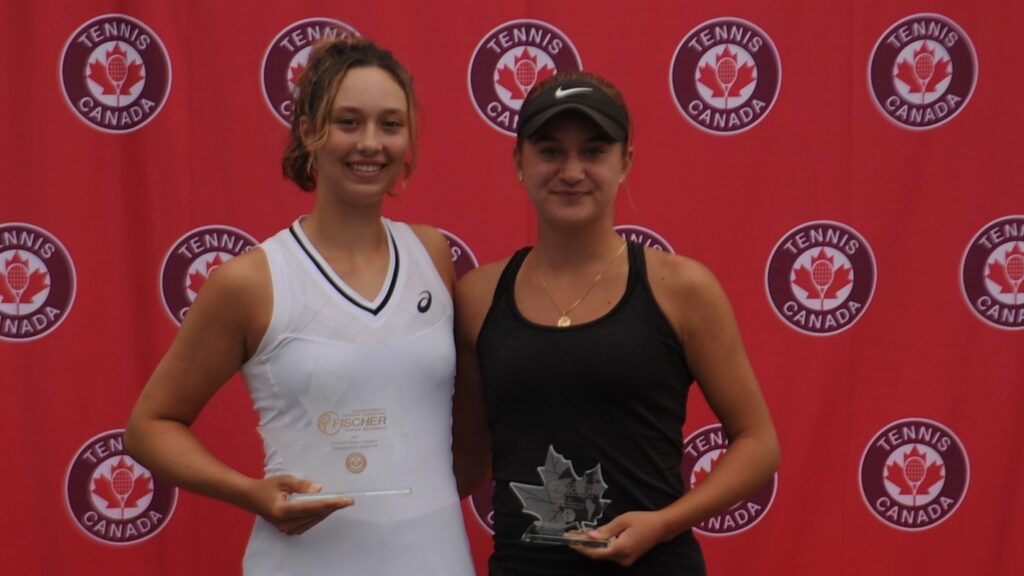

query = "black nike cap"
[516,78,629,142]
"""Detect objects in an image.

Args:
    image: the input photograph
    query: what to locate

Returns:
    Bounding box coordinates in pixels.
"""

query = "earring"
[517,172,523,183]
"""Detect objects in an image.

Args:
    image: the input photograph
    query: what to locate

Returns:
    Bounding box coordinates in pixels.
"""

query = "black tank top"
[477,242,706,575]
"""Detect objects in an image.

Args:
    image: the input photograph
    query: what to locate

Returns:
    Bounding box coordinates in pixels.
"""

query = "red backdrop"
[2,1,1021,574]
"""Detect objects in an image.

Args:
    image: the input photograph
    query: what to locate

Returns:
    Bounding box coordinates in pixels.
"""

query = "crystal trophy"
[261,372,412,502]
[510,445,612,548]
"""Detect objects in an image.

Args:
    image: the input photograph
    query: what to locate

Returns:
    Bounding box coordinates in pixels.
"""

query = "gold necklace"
[533,241,627,327]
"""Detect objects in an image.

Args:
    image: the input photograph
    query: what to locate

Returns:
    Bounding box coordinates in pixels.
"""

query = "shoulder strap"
[627,240,645,290]
[491,246,532,306]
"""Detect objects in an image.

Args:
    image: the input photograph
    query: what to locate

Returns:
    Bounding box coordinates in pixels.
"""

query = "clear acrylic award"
[510,445,612,548]
[261,373,412,503]
[286,487,411,503]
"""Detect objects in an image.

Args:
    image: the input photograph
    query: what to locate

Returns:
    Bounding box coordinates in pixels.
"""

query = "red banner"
[2,1,1020,575]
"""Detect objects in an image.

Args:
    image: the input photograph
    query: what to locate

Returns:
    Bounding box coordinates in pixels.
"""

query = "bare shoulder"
[181,247,271,356]
[407,223,447,253]
[644,248,722,301]
[198,247,269,300]
[456,259,508,304]
[408,223,456,292]
[643,247,735,339]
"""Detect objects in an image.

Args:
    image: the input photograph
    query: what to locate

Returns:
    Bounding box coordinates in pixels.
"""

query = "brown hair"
[282,39,418,192]
[515,70,631,151]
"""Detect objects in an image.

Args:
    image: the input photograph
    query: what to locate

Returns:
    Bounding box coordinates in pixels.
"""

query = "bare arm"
[124,250,351,534]
[576,251,779,565]
[451,262,504,498]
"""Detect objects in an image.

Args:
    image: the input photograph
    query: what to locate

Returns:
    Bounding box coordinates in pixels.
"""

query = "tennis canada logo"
[65,429,177,545]
[0,223,76,342]
[766,220,876,336]
[615,224,675,254]
[470,478,496,533]
[160,225,257,325]
[860,418,968,531]
[682,424,776,535]
[869,14,977,130]
[61,14,171,133]
[670,18,781,135]
[439,229,479,279]
[468,19,582,135]
[960,215,1024,330]
[262,18,361,126]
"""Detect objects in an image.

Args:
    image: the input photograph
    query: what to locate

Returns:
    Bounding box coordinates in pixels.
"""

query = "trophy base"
[521,530,610,549]
[286,487,412,503]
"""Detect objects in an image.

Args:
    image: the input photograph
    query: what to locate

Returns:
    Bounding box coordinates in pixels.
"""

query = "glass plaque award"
[262,374,412,501]
[286,488,411,503]
[510,445,612,548]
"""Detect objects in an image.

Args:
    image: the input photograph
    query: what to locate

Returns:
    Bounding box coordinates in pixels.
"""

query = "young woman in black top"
[453,70,780,574]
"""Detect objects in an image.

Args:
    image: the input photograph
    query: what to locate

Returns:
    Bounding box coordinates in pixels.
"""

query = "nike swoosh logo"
[554,86,593,98]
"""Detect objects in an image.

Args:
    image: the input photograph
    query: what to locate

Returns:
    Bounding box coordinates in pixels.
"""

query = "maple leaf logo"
[92,457,154,520]
[86,42,145,106]
[495,49,555,101]
[696,46,756,108]
[691,451,724,487]
[187,254,225,295]
[986,242,1024,303]
[884,445,944,507]
[510,446,610,535]
[0,251,50,313]
[792,248,853,310]
[289,62,306,91]
[894,41,952,102]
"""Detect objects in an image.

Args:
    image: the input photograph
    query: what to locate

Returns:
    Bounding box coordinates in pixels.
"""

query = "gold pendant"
[557,315,572,327]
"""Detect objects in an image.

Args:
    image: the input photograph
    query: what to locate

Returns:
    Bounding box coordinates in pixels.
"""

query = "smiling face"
[516,111,632,228]
[309,66,411,206]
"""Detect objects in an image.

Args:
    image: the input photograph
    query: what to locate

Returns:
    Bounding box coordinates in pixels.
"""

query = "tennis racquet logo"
[468,19,582,136]
[60,14,171,133]
[765,220,876,336]
[869,13,977,130]
[860,418,969,531]
[670,18,781,135]
[0,223,76,342]
[960,215,1024,329]
[65,429,177,545]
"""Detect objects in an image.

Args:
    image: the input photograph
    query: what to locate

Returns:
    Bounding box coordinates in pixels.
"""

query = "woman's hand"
[248,475,354,536]
[569,510,672,567]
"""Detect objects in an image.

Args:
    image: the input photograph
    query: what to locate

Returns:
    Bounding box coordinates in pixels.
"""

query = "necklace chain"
[533,241,628,327]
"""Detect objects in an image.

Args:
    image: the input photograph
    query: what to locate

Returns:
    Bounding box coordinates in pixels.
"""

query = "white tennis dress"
[240,218,473,575]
